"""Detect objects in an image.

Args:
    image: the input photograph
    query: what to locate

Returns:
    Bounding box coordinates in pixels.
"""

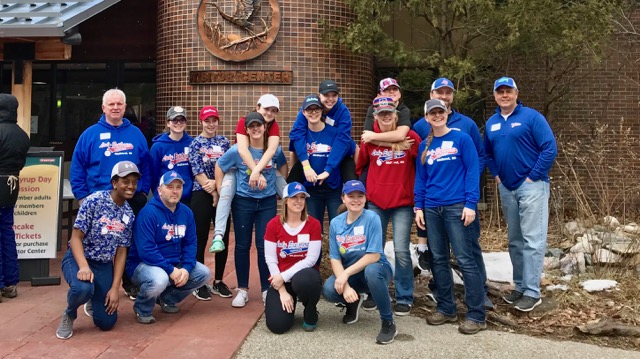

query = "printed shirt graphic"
[99,141,135,157]
[264,218,322,273]
[189,135,230,191]
[161,223,187,241]
[329,209,389,269]
[370,148,407,166]
[73,191,134,263]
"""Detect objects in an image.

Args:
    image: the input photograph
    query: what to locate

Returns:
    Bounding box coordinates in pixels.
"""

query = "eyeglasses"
[170,117,186,124]
[304,107,322,114]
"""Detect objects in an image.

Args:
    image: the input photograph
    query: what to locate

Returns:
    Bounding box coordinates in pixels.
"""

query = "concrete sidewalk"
[237,299,640,359]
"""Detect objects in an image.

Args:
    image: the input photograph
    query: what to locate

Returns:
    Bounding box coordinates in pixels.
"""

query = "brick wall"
[156,0,375,153]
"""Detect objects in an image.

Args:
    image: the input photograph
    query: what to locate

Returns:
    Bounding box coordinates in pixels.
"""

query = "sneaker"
[502,290,523,305]
[514,295,542,312]
[426,311,458,325]
[135,312,156,324]
[484,296,495,310]
[458,319,487,334]
[302,321,318,332]
[394,303,412,316]
[193,285,212,301]
[425,290,437,304]
[334,302,346,308]
[1,285,17,298]
[232,289,249,308]
[362,296,377,311]
[124,286,139,301]
[262,290,267,306]
[156,298,180,313]
[376,320,398,345]
[303,306,319,329]
[342,296,364,325]
[83,301,93,318]
[209,235,225,253]
[55,313,74,340]
[417,250,431,271]
[211,281,233,298]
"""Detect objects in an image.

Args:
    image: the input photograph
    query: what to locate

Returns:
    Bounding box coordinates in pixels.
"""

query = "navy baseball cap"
[342,180,366,195]
[493,77,518,91]
[302,95,322,110]
[431,78,455,91]
[245,111,265,126]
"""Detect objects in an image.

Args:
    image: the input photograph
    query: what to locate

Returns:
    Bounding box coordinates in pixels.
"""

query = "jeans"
[498,180,549,298]
[0,207,18,288]
[424,203,486,323]
[61,250,118,330]
[367,203,414,305]
[322,261,393,321]
[306,184,342,233]
[131,262,210,317]
[214,170,236,238]
[265,268,322,334]
[191,190,231,281]
[231,195,277,292]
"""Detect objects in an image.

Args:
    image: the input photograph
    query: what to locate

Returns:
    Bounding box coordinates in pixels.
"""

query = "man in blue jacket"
[484,77,557,312]
[70,89,150,299]
[126,171,210,324]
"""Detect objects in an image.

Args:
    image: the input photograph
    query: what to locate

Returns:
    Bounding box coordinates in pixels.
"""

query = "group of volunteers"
[51,74,557,346]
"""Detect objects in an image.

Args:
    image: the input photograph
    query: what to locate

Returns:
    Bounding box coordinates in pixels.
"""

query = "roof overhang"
[0,0,121,38]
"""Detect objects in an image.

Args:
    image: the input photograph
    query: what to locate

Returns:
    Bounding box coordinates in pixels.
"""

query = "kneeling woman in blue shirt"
[414,99,486,335]
[322,180,397,345]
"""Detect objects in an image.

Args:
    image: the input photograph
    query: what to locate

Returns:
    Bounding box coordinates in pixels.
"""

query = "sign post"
[15,151,63,286]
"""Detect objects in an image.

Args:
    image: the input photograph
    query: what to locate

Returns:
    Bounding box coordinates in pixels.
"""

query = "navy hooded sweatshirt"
[148,132,194,200]
[0,94,30,207]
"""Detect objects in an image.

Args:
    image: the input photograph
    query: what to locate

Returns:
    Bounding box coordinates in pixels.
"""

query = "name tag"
[175,225,186,237]
[184,147,190,154]
[441,141,453,149]
[298,234,310,243]
[325,118,335,126]
[100,132,111,140]
[354,226,364,235]
[212,145,222,153]
[122,214,130,224]
[490,123,501,132]
[316,144,329,152]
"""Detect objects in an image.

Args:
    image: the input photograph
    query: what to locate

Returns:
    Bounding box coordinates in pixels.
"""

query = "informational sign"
[14,152,63,259]
[189,70,293,85]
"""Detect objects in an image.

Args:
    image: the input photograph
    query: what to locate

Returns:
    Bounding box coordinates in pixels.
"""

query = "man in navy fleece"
[126,171,210,324]
[484,77,557,312]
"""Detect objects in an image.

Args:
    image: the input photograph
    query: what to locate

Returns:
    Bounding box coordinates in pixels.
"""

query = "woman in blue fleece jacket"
[148,106,194,204]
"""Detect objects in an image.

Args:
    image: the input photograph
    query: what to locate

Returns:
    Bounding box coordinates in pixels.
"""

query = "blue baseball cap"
[159,171,185,186]
[493,77,518,91]
[302,95,322,110]
[342,180,366,195]
[283,182,310,198]
[431,78,455,91]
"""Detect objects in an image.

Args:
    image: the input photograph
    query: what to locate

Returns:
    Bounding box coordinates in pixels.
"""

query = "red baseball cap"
[199,106,220,121]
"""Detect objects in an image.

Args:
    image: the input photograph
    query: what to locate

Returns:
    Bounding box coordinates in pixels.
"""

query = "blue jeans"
[424,203,486,323]
[214,171,236,238]
[306,184,342,233]
[322,262,393,321]
[0,207,18,288]
[498,180,549,298]
[367,203,414,305]
[231,195,277,292]
[61,250,118,330]
[131,262,210,317]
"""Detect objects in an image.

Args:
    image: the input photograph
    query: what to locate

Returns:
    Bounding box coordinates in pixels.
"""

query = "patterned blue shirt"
[188,135,230,191]
[73,190,134,263]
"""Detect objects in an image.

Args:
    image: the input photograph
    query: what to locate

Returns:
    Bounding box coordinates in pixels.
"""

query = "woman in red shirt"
[264,182,322,334]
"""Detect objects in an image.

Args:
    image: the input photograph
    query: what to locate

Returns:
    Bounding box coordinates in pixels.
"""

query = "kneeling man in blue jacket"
[126,171,210,324]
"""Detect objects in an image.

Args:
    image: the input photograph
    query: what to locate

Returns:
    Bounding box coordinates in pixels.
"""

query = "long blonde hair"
[420,129,434,164]
[279,197,308,225]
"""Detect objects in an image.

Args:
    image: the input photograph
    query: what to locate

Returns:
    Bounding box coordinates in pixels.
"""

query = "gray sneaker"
[376,320,398,345]
[136,312,156,324]
[514,295,542,312]
[458,319,487,334]
[502,290,523,304]
[55,313,74,340]
[83,301,93,318]
[426,311,458,325]
[157,298,180,314]
[1,285,17,298]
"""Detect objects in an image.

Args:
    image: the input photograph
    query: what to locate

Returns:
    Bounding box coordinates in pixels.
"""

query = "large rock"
[604,216,620,228]
[543,257,560,270]
[570,237,593,254]
[623,222,639,233]
[592,248,622,264]
[560,252,586,274]
[603,237,640,255]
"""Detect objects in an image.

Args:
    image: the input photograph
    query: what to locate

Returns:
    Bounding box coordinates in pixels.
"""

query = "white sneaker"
[232,289,249,308]
[262,290,267,306]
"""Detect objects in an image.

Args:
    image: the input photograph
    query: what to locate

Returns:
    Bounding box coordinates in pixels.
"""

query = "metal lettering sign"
[196,0,281,62]
[189,70,293,84]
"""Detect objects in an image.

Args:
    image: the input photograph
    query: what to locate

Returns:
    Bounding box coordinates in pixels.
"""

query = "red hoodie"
[356,124,421,209]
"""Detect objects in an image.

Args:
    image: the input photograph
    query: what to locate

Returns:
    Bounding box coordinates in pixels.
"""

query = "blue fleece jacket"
[484,103,557,191]
[148,132,194,200]
[413,109,485,175]
[292,123,342,189]
[290,97,356,163]
[70,116,150,200]
[126,196,197,277]
[414,130,480,210]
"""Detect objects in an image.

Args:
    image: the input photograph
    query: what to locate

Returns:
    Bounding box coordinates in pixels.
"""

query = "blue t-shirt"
[329,209,390,269]
[216,144,286,198]
[189,135,231,192]
[73,190,134,263]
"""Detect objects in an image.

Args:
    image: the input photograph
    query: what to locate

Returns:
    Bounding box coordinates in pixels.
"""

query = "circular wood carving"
[196,0,281,62]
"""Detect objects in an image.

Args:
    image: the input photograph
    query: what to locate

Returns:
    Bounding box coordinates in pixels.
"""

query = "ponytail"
[420,129,434,164]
